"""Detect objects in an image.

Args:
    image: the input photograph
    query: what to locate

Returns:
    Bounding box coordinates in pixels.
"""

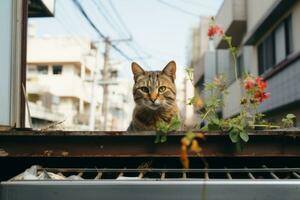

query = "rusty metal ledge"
[0,129,299,157]
[1,129,300,136]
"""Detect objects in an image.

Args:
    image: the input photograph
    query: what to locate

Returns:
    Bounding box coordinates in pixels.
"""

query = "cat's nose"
[152,99,160,106]
[149,92,158,103]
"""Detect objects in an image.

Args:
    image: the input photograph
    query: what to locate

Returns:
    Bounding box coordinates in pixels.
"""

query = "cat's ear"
[131,62,145,81]
[162,61,176,81]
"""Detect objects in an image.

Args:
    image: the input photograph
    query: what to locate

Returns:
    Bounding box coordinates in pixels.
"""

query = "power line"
[92,0,127,38]
[157,0,200,17]
[73,0,133,61]
[97,0,130,37]
[107,0,133,38]
[104,0,152,68]
[180,0,216,11]
[55,5,90,49]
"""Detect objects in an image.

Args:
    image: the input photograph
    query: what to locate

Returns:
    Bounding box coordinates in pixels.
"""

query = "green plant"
[155,115,181,143]
[180,17,297,168]
[282,114,296,128]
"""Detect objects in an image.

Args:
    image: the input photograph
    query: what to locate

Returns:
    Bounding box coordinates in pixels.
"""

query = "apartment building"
[182,17,210,127]
[26,35,103,130]
[193,0,300,126]
[105,78,133,131]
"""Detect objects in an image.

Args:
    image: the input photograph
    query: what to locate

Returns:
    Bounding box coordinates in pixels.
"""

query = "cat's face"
[131,61,177,110]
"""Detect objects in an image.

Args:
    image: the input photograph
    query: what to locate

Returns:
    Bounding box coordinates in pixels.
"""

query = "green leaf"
[160,134,167,143]
[286,114,296,119]
[239,131,249,142]
[155,134,160,144]
[211,116,220,125]
[208,123,220,131]
[200,125,208,131]
[229,129,239,143]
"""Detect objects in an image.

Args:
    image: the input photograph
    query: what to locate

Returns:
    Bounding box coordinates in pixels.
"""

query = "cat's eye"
[140,87,149,93]
[158,86,166,93]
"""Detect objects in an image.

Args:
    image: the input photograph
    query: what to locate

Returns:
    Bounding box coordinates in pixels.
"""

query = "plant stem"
[199,108,212,126]
[224,36,238,82]
[232,52,238,81]
[250,124,280,128]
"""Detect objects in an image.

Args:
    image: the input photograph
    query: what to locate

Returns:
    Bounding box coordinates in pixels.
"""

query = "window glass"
[258,43,264,75]
[275,23,286,64]
[264,33,275,71]
[285,15,294,55]
[52,65,62,75]
[27,66,37,74]
[257,15,293,75]
[37,65,48,75]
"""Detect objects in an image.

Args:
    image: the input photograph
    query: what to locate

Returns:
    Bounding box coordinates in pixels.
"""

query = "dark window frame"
[52,64,63,75]
[237,54,245,78]
[257,15,293,75]
[285,15,294,55]
[37,65,49,75]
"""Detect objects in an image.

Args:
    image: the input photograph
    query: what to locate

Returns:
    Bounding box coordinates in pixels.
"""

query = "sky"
[29,0,223,79]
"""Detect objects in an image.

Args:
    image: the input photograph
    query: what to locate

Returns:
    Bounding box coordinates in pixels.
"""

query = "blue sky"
[30,0,223,78]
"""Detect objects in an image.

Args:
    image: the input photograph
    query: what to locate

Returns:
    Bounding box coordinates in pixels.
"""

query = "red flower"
[254,92,270,103]
[208,24,224,38]
[244,77,255,90]
[256,77,267,90]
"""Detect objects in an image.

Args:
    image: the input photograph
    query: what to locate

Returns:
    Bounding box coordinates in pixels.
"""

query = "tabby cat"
[128,61,179,131]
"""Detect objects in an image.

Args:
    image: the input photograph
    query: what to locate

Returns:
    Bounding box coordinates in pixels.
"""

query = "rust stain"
[61,151,69,156]
[43,150,53,156]
[0,148,9,156]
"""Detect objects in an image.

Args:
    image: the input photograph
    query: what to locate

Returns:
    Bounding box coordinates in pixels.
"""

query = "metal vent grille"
[3,158,300,200]
[10,165,300,181]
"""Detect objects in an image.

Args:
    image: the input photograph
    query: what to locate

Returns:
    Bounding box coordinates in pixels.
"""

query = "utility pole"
[101,37,132,130]
[101,38,110,131]
[88,37,131,131]
[88,41,100,131]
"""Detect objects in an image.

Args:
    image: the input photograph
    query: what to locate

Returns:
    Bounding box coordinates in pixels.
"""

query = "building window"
[52,65,62,75]
[27,66,37,74]
[257,15,293,75]
[275,23,286,64]
[37,65,48,74]
[285,15,294,55]
[258,33,275,75]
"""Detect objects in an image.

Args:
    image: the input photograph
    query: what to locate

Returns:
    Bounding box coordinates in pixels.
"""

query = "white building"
[27,35,103,130]
[105,78,133,131]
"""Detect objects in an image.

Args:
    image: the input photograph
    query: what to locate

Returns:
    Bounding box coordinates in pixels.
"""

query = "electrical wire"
[55,4,91,49]
[180,0,216,11]
[92,0,128,39]
[157,0,200,17]
[73,0,133,61]
[104,0,152,68]
[107,0,133,38]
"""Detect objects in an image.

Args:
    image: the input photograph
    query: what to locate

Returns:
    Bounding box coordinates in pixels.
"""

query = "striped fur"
[128,61,179,131]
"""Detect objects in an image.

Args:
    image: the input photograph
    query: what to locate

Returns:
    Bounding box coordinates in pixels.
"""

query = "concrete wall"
[291,1,300,52]
[223,80,242,118]
[259,59,300,113]
[246,0,278,32]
